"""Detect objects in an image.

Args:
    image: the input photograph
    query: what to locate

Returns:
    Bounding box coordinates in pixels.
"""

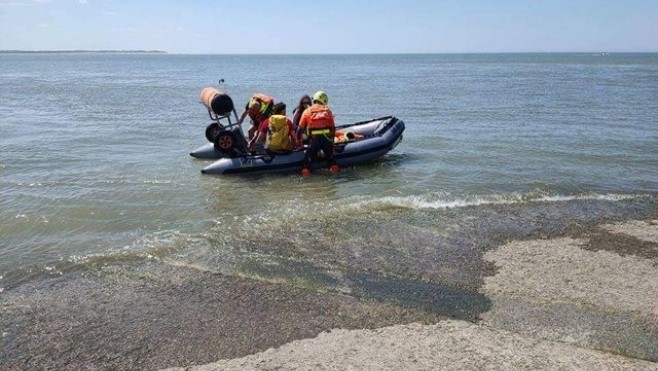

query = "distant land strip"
[0,50,167,54]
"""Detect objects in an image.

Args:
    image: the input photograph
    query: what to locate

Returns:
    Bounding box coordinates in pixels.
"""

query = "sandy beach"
[164,219,658,370]
[2,217,657,370]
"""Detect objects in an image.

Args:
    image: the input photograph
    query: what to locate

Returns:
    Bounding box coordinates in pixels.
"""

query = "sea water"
[1,53,657,293]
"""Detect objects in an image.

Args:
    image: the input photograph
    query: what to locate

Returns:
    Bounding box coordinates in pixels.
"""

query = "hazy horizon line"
[2,50,658,55]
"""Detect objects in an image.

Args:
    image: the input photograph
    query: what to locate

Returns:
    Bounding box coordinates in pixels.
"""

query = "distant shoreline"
[1,50,656,56]
[0,50,167,54]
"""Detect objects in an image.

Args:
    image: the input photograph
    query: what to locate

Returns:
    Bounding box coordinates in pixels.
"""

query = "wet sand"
[2,216,657,370]
[0,264,441,370]
[164,219,658,371]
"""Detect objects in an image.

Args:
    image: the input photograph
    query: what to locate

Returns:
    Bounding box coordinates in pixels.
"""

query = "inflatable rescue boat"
[190,84,404,175]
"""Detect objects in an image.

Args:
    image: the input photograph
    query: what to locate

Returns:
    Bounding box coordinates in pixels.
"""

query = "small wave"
[204,192,647,236]
[0,230,204,290]
[67,230,203,266]
[348,193,644,211]
[535,194,638,203]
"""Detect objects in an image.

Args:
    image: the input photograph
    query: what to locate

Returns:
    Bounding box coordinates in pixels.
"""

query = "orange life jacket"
[302,104,334,137]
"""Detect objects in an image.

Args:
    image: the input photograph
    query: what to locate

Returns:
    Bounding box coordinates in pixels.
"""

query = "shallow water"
[1,53,657,291]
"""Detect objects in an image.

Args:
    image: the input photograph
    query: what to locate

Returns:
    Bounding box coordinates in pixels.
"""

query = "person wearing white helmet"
[297,91,339,175]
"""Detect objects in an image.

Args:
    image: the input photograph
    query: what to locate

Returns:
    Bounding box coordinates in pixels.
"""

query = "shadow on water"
[240,254,492,322]
[346,272,491,321]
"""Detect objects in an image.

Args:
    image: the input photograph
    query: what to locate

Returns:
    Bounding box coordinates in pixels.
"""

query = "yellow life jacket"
[266,115,292,151]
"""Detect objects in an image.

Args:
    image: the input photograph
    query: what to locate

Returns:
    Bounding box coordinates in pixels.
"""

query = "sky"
[1,0,657,53]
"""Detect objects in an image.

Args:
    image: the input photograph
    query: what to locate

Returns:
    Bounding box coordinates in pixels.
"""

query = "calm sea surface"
[1,53,657,292]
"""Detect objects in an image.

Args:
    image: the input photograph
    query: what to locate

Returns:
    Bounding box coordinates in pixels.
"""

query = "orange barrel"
[199,87,235,116]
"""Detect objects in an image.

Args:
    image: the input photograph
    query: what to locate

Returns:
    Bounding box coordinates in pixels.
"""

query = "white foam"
[65,230,200,267]
[535,194,638,203]
[348,193,643,211]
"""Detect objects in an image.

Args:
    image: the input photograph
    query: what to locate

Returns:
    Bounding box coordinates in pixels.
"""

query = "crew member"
[298,91,339,175]
[248,102,298,153]
[237,93,274,140]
